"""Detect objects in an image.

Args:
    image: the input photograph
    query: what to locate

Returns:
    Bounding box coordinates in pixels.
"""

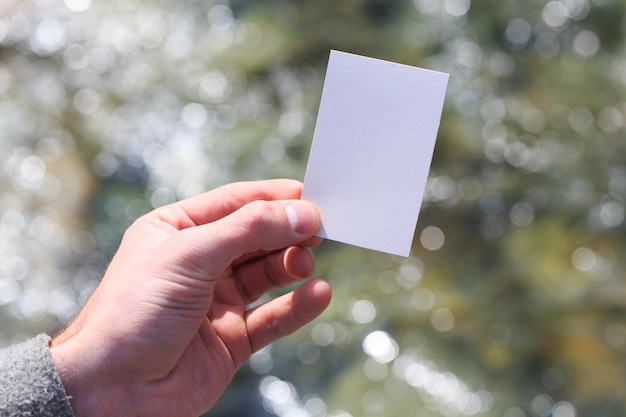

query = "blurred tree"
[2,0,626,416]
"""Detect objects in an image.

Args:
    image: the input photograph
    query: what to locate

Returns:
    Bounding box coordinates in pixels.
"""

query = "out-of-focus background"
[2,0,626,416]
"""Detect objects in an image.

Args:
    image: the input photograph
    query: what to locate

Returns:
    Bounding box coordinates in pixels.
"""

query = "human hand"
[49,179,332,417]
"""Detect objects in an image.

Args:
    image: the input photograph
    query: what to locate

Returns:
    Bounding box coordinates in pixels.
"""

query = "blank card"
[301,50,449,257]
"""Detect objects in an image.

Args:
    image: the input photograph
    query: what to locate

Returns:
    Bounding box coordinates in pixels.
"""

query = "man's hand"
[49,179,332,417]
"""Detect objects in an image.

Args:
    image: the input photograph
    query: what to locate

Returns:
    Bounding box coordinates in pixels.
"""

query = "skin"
[49,179,332,417]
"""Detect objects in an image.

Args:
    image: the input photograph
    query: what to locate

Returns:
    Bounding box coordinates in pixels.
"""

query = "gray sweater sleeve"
[0,334,75,417]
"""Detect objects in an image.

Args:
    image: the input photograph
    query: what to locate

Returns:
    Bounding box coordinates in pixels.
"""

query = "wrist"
[49,336,124,417]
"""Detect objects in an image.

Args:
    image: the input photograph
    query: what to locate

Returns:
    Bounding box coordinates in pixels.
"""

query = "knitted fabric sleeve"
[0,334,75,417]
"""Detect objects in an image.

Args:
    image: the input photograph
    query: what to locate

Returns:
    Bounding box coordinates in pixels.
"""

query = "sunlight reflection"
[393,352,494,416]
[259,376,313,417]
[349,299,377,324]
[362,330,399,364]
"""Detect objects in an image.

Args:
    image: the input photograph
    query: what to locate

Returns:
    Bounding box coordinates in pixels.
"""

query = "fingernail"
[285,201,318,234]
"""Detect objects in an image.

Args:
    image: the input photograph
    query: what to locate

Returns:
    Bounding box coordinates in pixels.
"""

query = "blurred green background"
[2,0,626,416]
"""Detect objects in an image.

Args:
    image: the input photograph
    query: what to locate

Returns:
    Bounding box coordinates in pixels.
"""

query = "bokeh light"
[3,0,626,416]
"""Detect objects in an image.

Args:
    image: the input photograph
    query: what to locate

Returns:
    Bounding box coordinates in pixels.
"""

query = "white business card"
[302,50,449,257]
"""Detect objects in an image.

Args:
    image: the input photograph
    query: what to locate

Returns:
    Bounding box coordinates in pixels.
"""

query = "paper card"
[301,50,449,257]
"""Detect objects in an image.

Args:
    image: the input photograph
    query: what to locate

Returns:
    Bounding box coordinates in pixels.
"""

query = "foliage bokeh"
[2,0,626,416]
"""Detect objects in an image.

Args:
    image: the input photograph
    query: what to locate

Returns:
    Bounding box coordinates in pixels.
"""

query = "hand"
[49,179,332,417]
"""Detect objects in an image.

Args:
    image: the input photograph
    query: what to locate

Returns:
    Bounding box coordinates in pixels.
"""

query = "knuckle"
[238,200,280,237]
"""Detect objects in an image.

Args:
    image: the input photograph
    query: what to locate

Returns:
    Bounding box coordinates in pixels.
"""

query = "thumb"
[172,200,321,277]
